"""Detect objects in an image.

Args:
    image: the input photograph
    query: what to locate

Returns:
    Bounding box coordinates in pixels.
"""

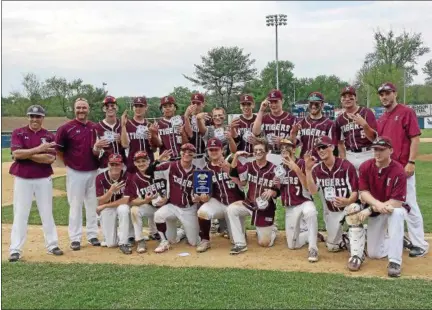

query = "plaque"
[274,165,286,178]
[256,197,269,210]
[193,170,213,195]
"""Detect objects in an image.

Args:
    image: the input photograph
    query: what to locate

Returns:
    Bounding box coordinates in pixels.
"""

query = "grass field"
[421,128,432,138]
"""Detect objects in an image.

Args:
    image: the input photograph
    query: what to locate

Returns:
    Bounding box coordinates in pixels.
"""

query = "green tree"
[21,73,47,103]
[71,84,106,121]
[260,60,295,103]
[423,59,432,84]
[44,77,83,116]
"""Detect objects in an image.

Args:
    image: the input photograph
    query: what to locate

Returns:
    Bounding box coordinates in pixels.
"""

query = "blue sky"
[1,1,431,98]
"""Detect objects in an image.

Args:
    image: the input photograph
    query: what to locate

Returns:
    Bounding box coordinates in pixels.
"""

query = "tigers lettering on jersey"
[296,116,334,159]
[157,118,183,158]
[124,119,154,173]
[206,162,244,205]
[280,158,311,206]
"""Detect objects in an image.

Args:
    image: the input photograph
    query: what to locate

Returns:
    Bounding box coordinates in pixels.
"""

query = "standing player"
[195,138,245,253]
[276,139,319,262]
[376,82,429,257]
[227,139,279,254]
[252,89,297,165]
[335,86,377,170]
[356,137,409,277]
[55,98,101,250]
[8,105,63,262]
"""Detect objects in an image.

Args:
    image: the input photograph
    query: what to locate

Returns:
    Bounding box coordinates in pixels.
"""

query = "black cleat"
[48,247,64,256]
[403,236,414,250]
[88,238,101,246]
[70,241,81,251]
[119,244,132,255]
[230,244,248,255]
[9,252,21,262]
[148,233,161,241]
[388,262,401,277]
[127,237,136,247]
[409,246,427,258]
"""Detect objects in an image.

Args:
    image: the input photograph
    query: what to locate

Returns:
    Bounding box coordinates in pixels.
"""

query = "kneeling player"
[277,139,319,262]
[227,139,279,255]
[356,137,408,277]
[196,138,245,252]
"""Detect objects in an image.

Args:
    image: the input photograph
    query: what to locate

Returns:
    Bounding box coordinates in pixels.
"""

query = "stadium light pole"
[266,14,287,90]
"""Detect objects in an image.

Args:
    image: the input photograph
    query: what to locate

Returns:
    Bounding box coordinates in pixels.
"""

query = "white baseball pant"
[100,204,131,247]
[154,203,200,246]
[405,174,429,252]
[66,167,99,242]
[366,207,406,265]
[131,204,157,241]
[198,198,233,242]
[9,176,60,255]
[346,150,374,172]
[322,204,345,251]
[226,201,277,247]
[285,201,318,251]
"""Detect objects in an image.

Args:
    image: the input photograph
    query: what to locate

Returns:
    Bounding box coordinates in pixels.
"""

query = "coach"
[55,98,101,251]
[376,82,429,257]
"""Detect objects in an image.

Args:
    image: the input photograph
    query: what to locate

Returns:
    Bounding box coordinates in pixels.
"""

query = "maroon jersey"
[124,118,155,173]
[95,170,128,202]
[154,161,196,208]
[157,117,184,159]
[55,119,99,171]
[189,115,207,155]
[9,126,55,179]
[94,119,126,169]
[235,114,257,153]
[124,171,168,202]
[296,116,335,159]
[311,157,359,212]
[260,112,297,153]
[377,104,421,167]
[204,162,245,205]
[237,161,278,227]
[280,158,312,207]
[335,107,377,151]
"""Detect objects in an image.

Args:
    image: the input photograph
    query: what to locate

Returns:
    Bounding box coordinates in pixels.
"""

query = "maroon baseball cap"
[341,86,356,96]
[371,136,392,149]
[133,151,149,161]
[207,138,223,149]
[103,96,117,105]
[240,94,254,104]
[307,92,325,102]
[191,93,205,104]
[314,136,333,148]
[133,96,147,106]
[181,143,197,153]
[267,89,283,101]
[378,82,397,93]
[160,96,176,107]
[108,154,123,164]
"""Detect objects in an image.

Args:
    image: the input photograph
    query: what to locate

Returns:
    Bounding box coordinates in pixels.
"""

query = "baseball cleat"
[317,232,325,243]
[347,255,362,271]
[196,240,211,253]
[70,241,81,251]
[47,247,64,256]
[136,240,147,254]
[119,244,132,255]
[387,262,401,277]
[175,228,186,243]
[154,240,171,253]
[308,249,319,263]
[127,237,136,247]
[229,244,248,255]
[403,236,413,250]
[88,238,101,246]
[148,233,161,241]
[409,246,427,258]
[9,252,21,262]
[101,241,107,247]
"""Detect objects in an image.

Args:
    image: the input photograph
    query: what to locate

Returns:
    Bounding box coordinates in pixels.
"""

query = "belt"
[349,147,371,153]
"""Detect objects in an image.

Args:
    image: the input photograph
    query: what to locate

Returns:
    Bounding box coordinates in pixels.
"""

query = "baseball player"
[252,89,297,165]
[95,154,131,254]
[276,139,319,262]
[55,97,101,250]
[335,86,377,171]
[120,96,157,173]
[356,136,409,277]
[376,82,429,257]
[290,92,335,160]
[195,138,245,253]
[152,143,200,253]
[8,105,63,262]
[305,136,359,257]
[227,139,279,255]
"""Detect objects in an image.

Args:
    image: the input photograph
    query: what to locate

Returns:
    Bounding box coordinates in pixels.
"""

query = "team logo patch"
[32,107,38,112]
[271,92,276,98]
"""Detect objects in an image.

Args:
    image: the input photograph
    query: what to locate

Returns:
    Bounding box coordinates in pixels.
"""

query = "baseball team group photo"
[2,1,432,309]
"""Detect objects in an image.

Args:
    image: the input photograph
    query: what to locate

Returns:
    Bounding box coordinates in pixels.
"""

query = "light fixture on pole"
[363,60,370,108]
[102,82,108,95]
[266,14,287,90]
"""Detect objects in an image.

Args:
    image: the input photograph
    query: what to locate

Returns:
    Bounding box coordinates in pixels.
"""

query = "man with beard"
[55,98,101,250]
[227,139,279,254]
[252,90,297,165]
[335,86,377,171]
[376,82,429,257]
[195,138,245,253]
[290,92,335,160]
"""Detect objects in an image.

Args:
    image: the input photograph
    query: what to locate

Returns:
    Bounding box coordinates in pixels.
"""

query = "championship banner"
[409,104,432,117]
[193,170,213,195]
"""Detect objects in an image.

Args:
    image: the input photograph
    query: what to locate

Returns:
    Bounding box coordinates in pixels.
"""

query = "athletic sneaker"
[230,244,248,255]
[196,240,211,253]
[409,246,427,258]
[308,249,319,263]
[317,232,326,243]
[9,252,21,262]
[47,247,64,256]
[403,236,413,250]
[148,233,161,241]
[175,228,186,243]
[347,255,362,271]
[388,262,401,277]
[88,238,101,246]
[119,244,132,255]
[154,240,171,253]
[70,241,81,251]
[136,240,147,254]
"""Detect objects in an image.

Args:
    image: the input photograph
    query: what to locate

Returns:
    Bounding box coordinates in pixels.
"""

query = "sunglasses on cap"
[378,85,394,93]
[315,145,329,151]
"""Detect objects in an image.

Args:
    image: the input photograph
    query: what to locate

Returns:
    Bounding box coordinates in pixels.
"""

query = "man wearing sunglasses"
[356,137,409,277]
[335,86,377,171]
[227,139,279,254]
[252,89,297,165]
[376,82,429,258]
[8,105,63,262]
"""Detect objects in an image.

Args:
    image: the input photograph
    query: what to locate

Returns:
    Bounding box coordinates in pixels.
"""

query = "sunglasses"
[315,145,329,151]
[75,97,88,103]
[29,115,43,119]
[240,102,252,106]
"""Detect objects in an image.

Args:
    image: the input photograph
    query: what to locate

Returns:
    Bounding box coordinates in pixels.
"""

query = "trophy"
[256,197,269,210]
[193,170,213,195]
[104,131,115,143]
[243,130,252,143]
[170,115,183,132]
[136,125,149,139]
[214,127,226,143]
[274,165,286,178]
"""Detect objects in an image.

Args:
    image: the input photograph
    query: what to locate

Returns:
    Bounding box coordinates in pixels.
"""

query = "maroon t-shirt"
[55,119,99,171]
[296,116,335,159]
[9,126,55,179]
[260,112,297,153]
[95,170,128,202]
[204,162,245,205]
[377,104,421,167]
[335,107,377,151]
[124,118,155,173]
[311,157,359,212]
[157,117,184,159]
[154,161,196,208]
[238,161,278,227]
[124,170,168,203]
[94,119,126,169]
[280,158,312,207]
[235,114,257,153]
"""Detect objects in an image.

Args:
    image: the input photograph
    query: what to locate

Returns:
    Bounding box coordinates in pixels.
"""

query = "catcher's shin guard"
[345,207,366,261]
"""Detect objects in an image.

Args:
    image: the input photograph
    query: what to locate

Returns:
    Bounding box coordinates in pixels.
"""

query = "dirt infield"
[1,224,431,280]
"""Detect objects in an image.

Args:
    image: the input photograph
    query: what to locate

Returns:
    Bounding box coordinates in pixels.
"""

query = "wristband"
[408,160,415,165]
